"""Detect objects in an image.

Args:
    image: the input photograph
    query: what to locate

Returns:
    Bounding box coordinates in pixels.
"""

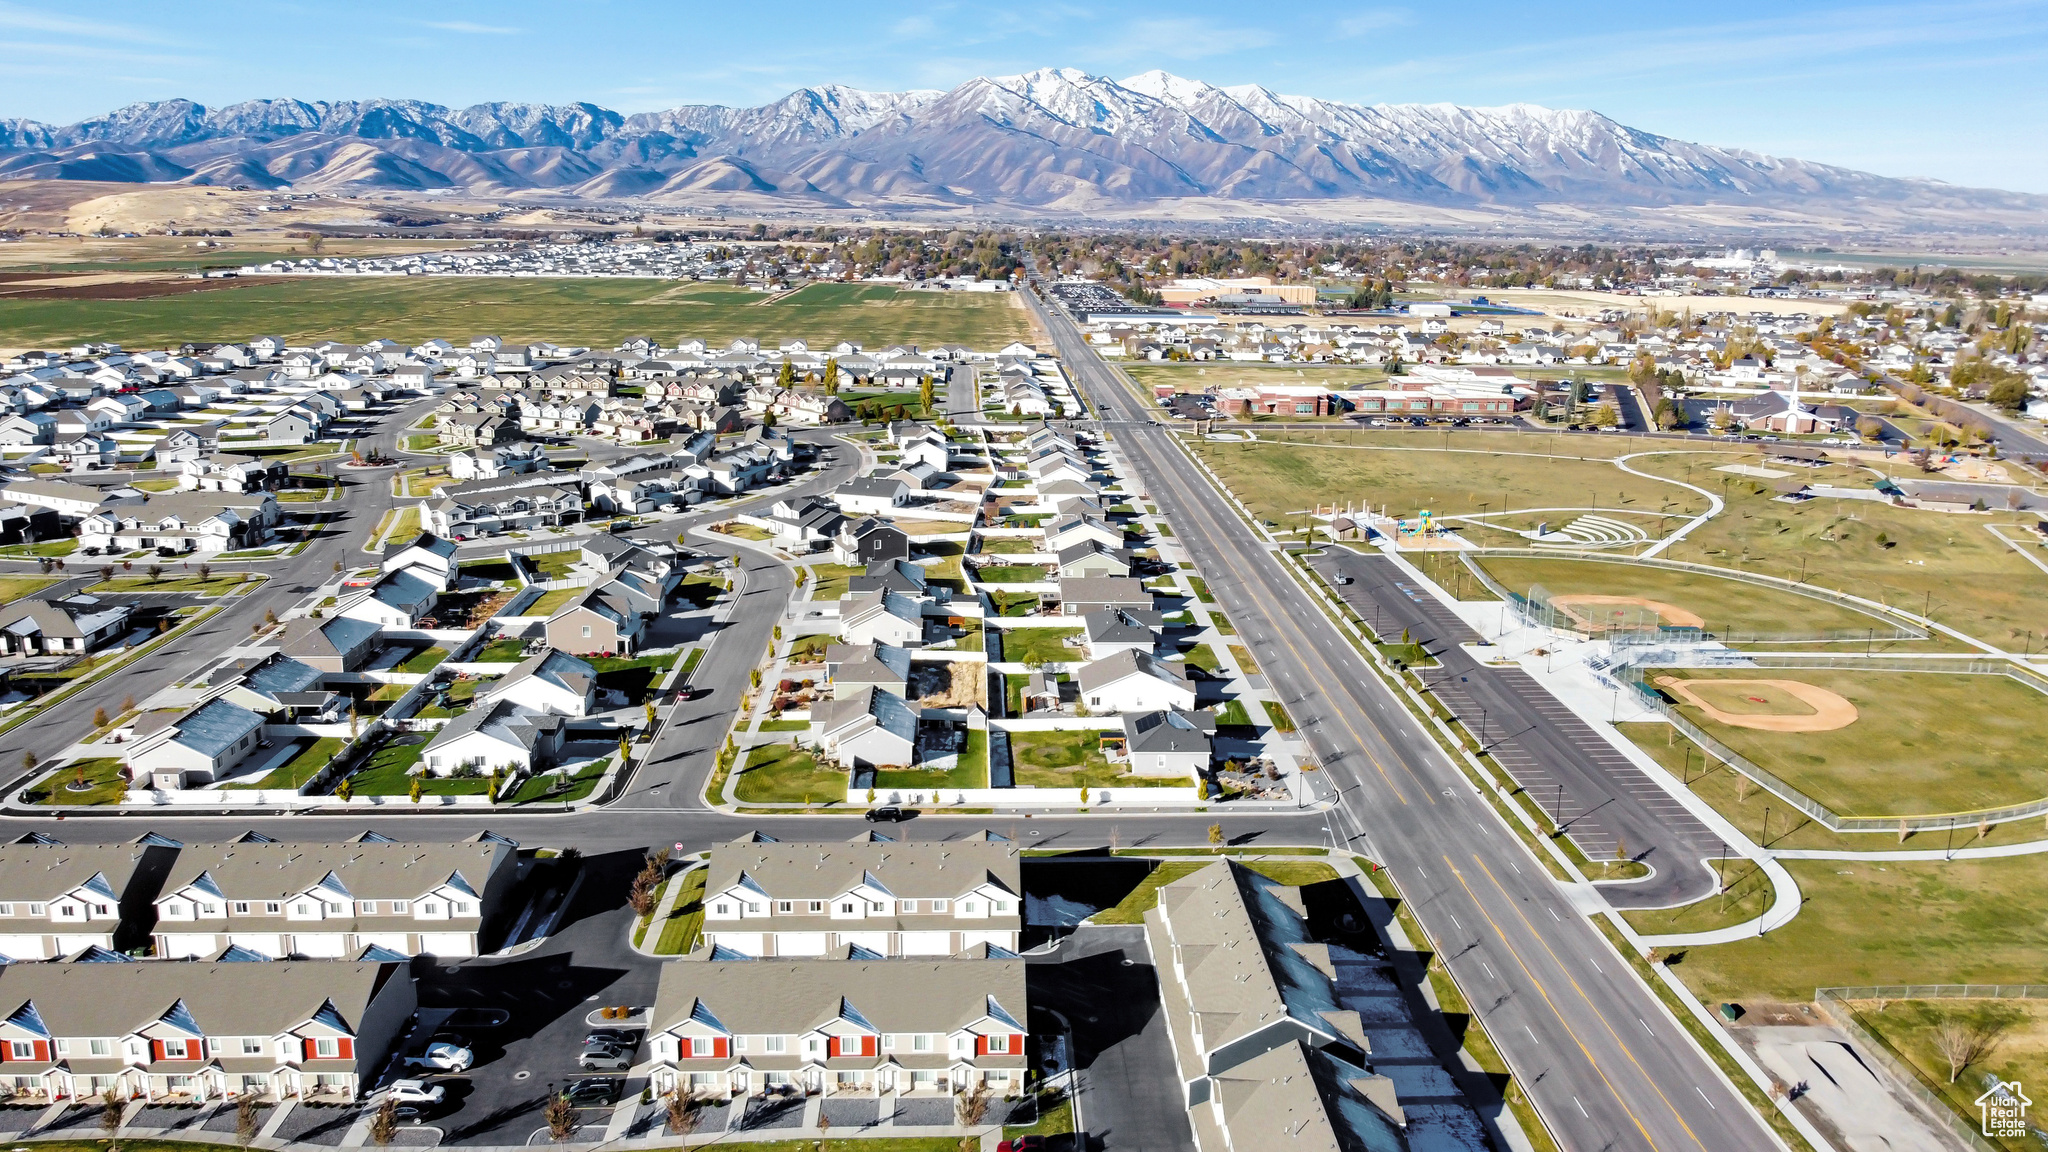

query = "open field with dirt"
[0,275,1036,349]
[1123,361,1392,393]
[1652,667,2048,817]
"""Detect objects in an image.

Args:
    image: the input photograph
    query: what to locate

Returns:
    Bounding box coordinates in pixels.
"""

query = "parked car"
[428,1032,470,1052]
[385,1080,445,1105]
[578,1046,632,1072]
[406,1043,474,1073]
[863,806,912,823]
[582,1030,635,1049]
[998,1138,1047,1152]
[564,1078,623,1106]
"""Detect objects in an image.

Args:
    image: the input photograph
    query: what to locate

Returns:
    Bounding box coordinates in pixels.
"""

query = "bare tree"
[235,1094,262,1145]
[99,1088,123,1151]
[369,1098,398,1146]
[545,1094,578,1143]
[956,1081,991,1127]
[1934,1013,2005,1083]
[664,1092,698,1136]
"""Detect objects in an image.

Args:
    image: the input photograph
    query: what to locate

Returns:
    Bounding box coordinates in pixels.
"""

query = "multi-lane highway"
[1023,279,1779,1151]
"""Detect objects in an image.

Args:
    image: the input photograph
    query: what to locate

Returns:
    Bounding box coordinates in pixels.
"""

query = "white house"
[838,590,926,648]
[473,649,597,718]
[124,698,269,790]
[1074,650,1196,713]
[334,570,440,629]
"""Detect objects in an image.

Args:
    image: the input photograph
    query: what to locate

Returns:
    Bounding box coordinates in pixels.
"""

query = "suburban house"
[838,591,926,648]
[544,570,660,656]
[420,699,566,775]
[334,570,440,629]
[1118,710,1215,778]
[177,454,290,494]
[1075,650,1197,713]
[1058,577,1152,617]
[0,958,418,1104]
[836,474,911,516]
[848,559,934,599]
[124,698,270,791]
[0,596,135,655]
[150,839,516,960]
[700,836,1023,958]
[1146,861,1409,1152]
[0,841,178,960]
[810,686,919,769]
[1,479,106,521]
[380,533,459,591]
[833,518,910,566]
[278,616,382,674]
[1055,540,1132,579]
[77,492,279,555]
[644,956,1027,1099]
[474,649,597,717]
[824,643,912,699]
[423,481,581,539]
[212,654,343,725]
[1081,607,1159,661]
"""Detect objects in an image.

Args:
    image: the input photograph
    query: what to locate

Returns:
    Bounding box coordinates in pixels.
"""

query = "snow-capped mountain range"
[0,68,2037,220]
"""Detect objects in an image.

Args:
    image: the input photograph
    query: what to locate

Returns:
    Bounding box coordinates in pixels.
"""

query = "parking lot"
[1027,925,1192,1152]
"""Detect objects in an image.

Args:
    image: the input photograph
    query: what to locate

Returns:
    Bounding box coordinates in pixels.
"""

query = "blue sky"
[4,0,2045,192]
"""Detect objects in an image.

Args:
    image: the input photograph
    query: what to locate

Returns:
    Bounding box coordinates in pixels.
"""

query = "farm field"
[1472,555,1919,642]
[1650,667,2048,818]
[0,277,1036,349]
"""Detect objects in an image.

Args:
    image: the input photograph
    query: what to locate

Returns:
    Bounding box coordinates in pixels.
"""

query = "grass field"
[997,626,1083,665]
[1007,729,1184,789]
[1633,450,2048,647]
[1089,858,1341,924]
[1474,556,1913,641]
[732,742,841,804]
[1652,667,2048,817]
[33,758,126,805]
[1849,999,2048,1150]
[1189,435,1713,528]
[0,277,1035,349]
[1670,855,2048,1003]
[804,562,865,601]
[224,737,339,791]
[0,575,58,600]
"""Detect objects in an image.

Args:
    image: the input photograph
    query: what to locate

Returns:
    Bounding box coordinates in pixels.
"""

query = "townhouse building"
[0,841,178,960]
[700,838,1022,958]
[644,956,1027,1100]
[0,958,416,1103]
[150,840,516,959]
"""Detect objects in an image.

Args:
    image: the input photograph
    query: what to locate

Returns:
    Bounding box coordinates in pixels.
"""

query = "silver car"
[577,1046,632,1072]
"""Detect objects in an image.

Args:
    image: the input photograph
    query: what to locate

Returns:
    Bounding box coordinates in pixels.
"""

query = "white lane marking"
[1483,962,1497,980]
[1526,1026,1539,1045]
[1574,1096,1588,1118]
[1416,865,1427,878]
[1449,913,1463,930]
[1589,958,1603,973]
[1696,1086,1716,1109]
[1508,861,1521,874]
[1639,1017,1655,1036]
[1547,907,1562,921]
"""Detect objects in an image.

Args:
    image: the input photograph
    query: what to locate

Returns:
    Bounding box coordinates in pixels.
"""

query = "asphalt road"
[1313,550,1726,909]
[1022,279,1777,1152]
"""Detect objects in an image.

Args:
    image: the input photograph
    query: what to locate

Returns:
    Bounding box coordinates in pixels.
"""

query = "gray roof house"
[0,595,134,656]
[1120,709,1215,778]
[810,685,918,770]
[0,840,179,960]
[278,616,382,673]
[124,698,269,790]
[475,649,597,718]
[1059,576,1151,616]
[335,569,440,628]
[824,643,912,699]
[1081,606,1158,660]
[420,699,566,776]
[644,956,1028,1099]
[1076,649,1197,713]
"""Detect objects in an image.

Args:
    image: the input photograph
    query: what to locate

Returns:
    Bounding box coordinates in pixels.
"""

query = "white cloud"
[0,2,174,44]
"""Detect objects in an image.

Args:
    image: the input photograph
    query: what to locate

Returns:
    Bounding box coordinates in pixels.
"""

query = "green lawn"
[88,574,252,595]
[990,591,1040,617]
[1091,858,1340,924]
[1671,855,2048,1004]
[1849,999,2048,1149]
[0,276,1035,350]
[224,737,340,791]
[1007,729,1184,789]
[395,647,449,674]
[976,564,1049,584]
[528,585,584,616]
[997,626,1083,665]
[474,639,530,662]
[587,652,678,705]
[981,537,1037,554]
[341,736,488,796]
[527,550,580,580]
[1229,644,1261,675]
[1214,699,1253,727]
[1261,700,1297,732]
[805,563,865,600]
[510,757,611,804]
[1653,668,2048,817]
[1181,643,1223,675]
[1475,555,1911,641]
[1186,576,1215,603]
[651,868,708,955]
[0,540,75,558]
[787,633,832,663]
[874,730,988,791]
[733,743,843,804]
[0,575,58,600]
[32,758,127,805]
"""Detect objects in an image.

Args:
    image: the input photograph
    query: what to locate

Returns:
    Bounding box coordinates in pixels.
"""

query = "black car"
[564,1078,623,1106]
[582,1029,636,1049]
[864,806,913,823]
[428,1031,470,1051]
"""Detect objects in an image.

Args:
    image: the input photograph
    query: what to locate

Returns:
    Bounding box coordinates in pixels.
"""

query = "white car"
[385,1080,446,1105]
[406,1043,474,1073]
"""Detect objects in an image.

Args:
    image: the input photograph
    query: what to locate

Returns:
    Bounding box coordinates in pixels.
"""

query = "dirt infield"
[1656,675,1860,732]
[1553,594,1705,629]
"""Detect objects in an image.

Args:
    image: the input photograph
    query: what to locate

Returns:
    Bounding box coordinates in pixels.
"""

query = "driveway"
[1028,925,1194,1152]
